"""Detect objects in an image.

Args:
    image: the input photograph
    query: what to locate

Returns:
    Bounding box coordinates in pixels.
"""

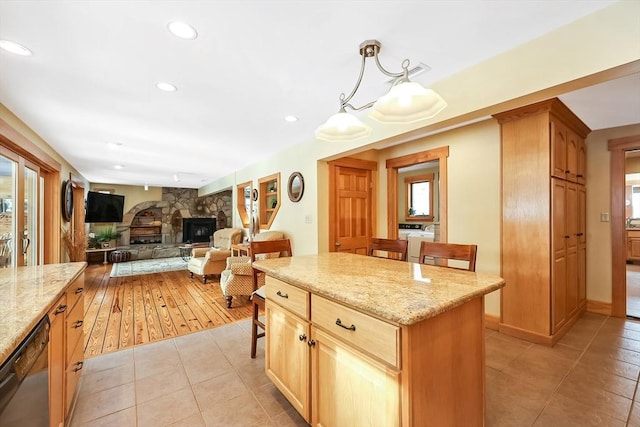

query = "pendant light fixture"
[315,40,447,142]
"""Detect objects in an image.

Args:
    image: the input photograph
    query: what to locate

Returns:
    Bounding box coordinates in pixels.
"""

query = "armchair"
[219,231,285,307]
[187,227,242,283]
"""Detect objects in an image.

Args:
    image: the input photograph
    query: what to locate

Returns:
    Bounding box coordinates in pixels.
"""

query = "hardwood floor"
[82,263,253,357]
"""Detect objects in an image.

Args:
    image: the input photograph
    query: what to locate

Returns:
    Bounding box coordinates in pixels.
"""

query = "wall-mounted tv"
[85,191,125,223]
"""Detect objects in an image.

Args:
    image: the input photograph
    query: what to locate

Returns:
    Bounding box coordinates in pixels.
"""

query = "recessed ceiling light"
[156,82,177,92]
[167,21,198,40]
[285,115,298,122]
[0,40,33,56]
[114,165,124,169]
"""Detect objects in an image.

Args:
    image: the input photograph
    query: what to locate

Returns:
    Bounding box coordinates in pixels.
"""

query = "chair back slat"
[369,237,408,261]
[250,239,293,290]
[418,241,477,272]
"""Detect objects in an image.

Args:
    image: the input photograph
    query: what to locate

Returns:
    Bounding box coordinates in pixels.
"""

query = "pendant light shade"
[369,82,447,124]
[315,111,371,142]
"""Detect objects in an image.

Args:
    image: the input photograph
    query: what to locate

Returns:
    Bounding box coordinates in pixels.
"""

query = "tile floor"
[627,264,640,318]
[70,313,640,426]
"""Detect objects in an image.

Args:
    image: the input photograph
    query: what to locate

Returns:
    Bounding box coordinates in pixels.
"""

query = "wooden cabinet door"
[48,296,66,427]
[565,182,579,317]
[566,129,579,183]
[578,185,587,305]
[310,327,400,427]
[630,238,640,260]
[265,301,310,422]
[550,119,567,180]
[551,179,567,333]
[577,137,587,185]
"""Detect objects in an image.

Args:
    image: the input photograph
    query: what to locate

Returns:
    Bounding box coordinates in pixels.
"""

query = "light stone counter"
[253,252,505,325]
[0,262,86,365]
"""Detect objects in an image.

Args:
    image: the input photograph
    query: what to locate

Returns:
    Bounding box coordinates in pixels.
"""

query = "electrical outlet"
[600,213,610,222]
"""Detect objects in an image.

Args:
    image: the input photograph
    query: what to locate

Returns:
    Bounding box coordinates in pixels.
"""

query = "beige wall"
[89,183,162,214]
[586,124,640,304]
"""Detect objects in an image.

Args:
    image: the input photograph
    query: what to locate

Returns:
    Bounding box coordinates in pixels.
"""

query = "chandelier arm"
[340,52,369,107]
[343,100,376,113]
[373,54,406,79]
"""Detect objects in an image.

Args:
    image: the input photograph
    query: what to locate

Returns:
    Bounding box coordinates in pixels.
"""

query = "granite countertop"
[253,253,505,326]
[0,262,87,365]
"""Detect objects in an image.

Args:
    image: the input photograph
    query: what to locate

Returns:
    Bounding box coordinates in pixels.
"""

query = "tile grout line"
[529,315,611,426]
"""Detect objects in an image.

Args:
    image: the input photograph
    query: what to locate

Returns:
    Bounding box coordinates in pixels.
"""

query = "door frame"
[610,134,640,317]
[328,157,377,253]
[386,146,449,242]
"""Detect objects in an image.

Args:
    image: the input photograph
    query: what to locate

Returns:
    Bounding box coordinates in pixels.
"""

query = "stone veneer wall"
[116,187,233,260]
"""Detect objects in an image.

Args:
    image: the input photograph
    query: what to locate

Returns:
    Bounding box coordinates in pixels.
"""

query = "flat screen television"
[85,191,125,223]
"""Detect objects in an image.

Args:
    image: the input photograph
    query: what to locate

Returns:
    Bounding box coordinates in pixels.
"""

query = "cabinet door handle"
[73,361,84,372]
[75,287,84,294]
[576,232,584,237]
[565,235,570,239]
[276,290,289,299]
[335,318,356,331]
[576,174,583,178]
[73,320,84,328]
[55,304,67,315]
[307,339,316,347]
[299,334,307,342]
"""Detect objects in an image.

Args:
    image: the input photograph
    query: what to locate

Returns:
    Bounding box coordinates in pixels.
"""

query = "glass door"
[23,164,40,266]
[0,155,16,268]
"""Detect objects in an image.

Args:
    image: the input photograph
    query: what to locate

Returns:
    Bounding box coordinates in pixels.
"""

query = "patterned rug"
[110,256,188,278]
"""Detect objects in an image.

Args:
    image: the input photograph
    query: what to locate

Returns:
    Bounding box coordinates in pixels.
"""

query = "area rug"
[110,256,188,278]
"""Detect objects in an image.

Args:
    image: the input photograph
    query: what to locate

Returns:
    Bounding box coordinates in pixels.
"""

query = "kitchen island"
[0,262,86,426]
[253,253,505,427]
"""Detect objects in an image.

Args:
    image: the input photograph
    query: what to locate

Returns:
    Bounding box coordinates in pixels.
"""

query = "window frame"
[404,173,434,221]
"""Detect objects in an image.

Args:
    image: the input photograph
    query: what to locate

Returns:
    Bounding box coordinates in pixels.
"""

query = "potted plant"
[96,227,122,248]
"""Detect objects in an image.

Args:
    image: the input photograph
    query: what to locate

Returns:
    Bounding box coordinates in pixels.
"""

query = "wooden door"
[578,185,587,305]
[310,327,400,427]
[551,178,567,333]
[328,158,376,254]
[265,301,310,422]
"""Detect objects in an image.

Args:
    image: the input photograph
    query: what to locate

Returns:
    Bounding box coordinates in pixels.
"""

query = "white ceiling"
[0,1,637,189]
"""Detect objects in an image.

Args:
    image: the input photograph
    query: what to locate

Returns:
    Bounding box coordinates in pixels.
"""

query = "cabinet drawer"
[66,276,84,314]
[66,338,84,412]
[311,295,400,368]
[66,299,85,366]
[266,277,309,320]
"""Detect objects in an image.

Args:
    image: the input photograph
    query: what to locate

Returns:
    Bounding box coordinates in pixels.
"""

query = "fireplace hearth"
[183,218,216,243]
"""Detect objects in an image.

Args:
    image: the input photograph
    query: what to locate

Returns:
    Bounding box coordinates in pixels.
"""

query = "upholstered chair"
[187,227,242,283]
[219,231,285,307]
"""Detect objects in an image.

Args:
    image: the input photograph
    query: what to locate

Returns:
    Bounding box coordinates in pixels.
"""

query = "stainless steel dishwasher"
[0,315,50,427]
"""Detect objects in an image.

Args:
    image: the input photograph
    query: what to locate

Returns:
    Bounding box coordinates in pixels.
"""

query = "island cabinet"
[495,98,590,346]
[264,272,489,427]
[48,273,85,427]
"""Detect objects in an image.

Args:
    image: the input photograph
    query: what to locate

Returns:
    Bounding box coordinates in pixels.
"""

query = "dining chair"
[368,237,409,261]
[418,241,478,272]
[250,238,293,358]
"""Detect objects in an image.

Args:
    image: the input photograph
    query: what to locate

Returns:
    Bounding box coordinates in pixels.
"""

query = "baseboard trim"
[484,314,500,331]
[586,299,612,316]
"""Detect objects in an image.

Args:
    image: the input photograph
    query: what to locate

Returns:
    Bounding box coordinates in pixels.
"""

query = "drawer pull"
[308,339,316,347]
[73,361,84,372]
[73,320,84,328]
[276,290,289,299]
[55,304,67,315]
[75,287,84,294]
[335,318,356,331]
[299,334,307,342]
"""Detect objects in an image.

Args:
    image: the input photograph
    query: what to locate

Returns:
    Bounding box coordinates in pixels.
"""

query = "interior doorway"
[610,134,640,317]
[625,150,640,318]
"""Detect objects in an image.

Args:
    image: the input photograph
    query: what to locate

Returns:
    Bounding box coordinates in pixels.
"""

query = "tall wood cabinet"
[495,98,590,345]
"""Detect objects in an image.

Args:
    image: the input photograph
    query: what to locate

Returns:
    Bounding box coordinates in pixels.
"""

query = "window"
[405,174,434,221]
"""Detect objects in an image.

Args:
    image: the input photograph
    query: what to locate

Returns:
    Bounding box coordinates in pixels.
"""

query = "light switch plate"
[600,213,610,222]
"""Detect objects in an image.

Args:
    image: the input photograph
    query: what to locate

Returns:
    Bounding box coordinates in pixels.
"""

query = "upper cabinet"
[236,181,252,228]
[259,173,280,229]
